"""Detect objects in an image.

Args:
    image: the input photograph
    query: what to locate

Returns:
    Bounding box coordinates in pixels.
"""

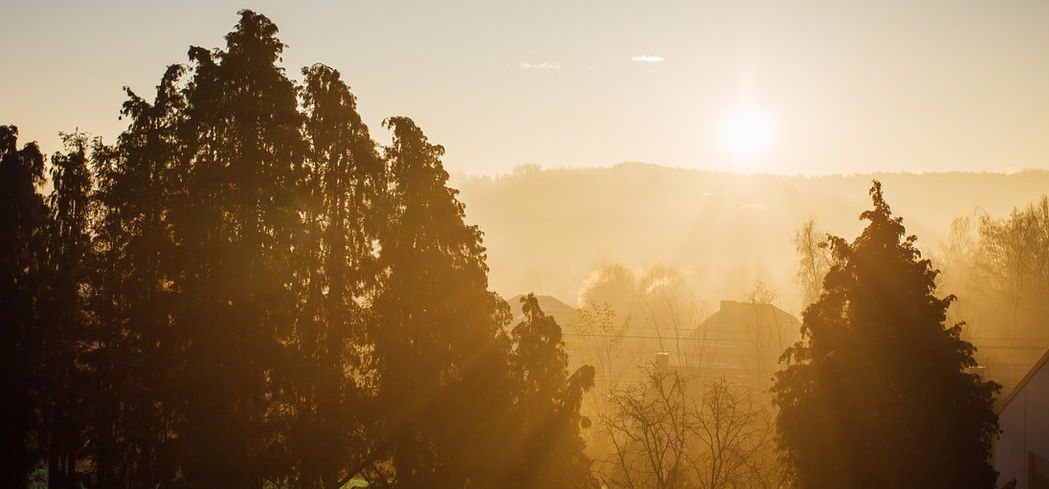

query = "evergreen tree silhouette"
[167,10,306,487]
[287,63,385,489]
[0,126,48,488]
[86,64,186,487]
[372,116,515,489]
[507,294,597,489]
[773,181,1000,489]
[1,10,611,488]
[40,132,95,489]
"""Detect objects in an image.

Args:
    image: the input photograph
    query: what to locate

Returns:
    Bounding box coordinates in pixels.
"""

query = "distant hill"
[457,163,1049,313]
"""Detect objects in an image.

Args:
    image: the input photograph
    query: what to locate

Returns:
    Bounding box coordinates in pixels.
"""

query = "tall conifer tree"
[288,63,385,489]
[773,181,1000,489]
[373,117,514,489]
[41,132,95,489]
[168,10,306,487]
[86,65,187,487]
[0,126,48,488]
[508,294,597,489]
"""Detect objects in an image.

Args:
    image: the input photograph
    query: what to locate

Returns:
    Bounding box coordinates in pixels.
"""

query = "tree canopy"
[773,181,1000,489]
[0,10,596,489]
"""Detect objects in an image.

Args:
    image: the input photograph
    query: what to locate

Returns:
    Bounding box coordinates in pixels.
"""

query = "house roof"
[996,346,1049,414]
[506,294,577,323]
[689,300,800,338]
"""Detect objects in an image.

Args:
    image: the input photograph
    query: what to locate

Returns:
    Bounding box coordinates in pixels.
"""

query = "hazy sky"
[4,0,1049,175]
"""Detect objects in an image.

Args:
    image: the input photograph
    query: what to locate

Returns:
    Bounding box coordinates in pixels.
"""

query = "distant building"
[505,296,803,391]
[684,300,801,387]
[506,294,579,325]
[995,347,1049,489]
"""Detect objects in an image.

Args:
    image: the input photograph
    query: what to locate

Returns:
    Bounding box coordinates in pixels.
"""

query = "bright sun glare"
[720,106,773,165]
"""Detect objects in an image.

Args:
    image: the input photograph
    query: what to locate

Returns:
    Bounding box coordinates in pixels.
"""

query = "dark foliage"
[773,181,1000,489]
[0,10,596,489]
[507,294,596,489]
[0,126,48,488]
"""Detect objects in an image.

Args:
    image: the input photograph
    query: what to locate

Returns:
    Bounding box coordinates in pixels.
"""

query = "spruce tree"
[86,65,186,487]
[373,116,515,489]
[289,63,385,489]
[40,132,95,489]
[508,294,597,489]
[0,126,48,488]
[773,181,1000,489]
[168,10,306,487]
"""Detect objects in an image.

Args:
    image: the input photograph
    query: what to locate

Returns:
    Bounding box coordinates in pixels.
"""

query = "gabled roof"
[506,294,577,322]
[996,346,1049,414]
[690,300,800,338]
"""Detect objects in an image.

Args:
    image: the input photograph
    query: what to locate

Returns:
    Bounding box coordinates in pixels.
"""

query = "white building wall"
[996,356,1049,489]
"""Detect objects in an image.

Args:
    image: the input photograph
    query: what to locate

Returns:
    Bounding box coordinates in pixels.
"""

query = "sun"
[720,106,773,165]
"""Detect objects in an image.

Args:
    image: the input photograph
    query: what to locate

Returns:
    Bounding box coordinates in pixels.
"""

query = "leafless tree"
[792,219,831,308]
[601,367,690,489]
[572,301,630,389]
[600,369,784,489]
[687,378,777,489]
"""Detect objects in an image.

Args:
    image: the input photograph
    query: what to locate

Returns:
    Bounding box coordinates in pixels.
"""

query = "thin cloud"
[518,61,561,70]
[631,55,664,63]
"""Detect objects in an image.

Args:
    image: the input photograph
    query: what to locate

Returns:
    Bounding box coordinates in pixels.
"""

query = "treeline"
[1,11,594,489]
[939,197,1049,339]
[931,196,1049,391]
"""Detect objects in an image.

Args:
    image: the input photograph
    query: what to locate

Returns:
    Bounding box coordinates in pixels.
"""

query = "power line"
[562,332,761,342]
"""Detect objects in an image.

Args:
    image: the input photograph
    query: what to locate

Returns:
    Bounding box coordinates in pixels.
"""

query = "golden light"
[720,105,774,165]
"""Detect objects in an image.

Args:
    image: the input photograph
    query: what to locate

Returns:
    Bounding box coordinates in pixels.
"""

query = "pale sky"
[3,0,1049,175]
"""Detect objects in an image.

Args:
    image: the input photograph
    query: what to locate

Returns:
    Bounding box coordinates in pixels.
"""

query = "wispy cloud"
[518,61,561,70]
[631,55,664,63]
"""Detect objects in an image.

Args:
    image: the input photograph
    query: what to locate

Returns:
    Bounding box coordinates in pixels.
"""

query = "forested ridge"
[453,164,1049,309]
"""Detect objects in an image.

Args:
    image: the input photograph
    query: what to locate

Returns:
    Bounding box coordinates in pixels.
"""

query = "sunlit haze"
[5,4,1049,488]
[4,0,1049,175]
